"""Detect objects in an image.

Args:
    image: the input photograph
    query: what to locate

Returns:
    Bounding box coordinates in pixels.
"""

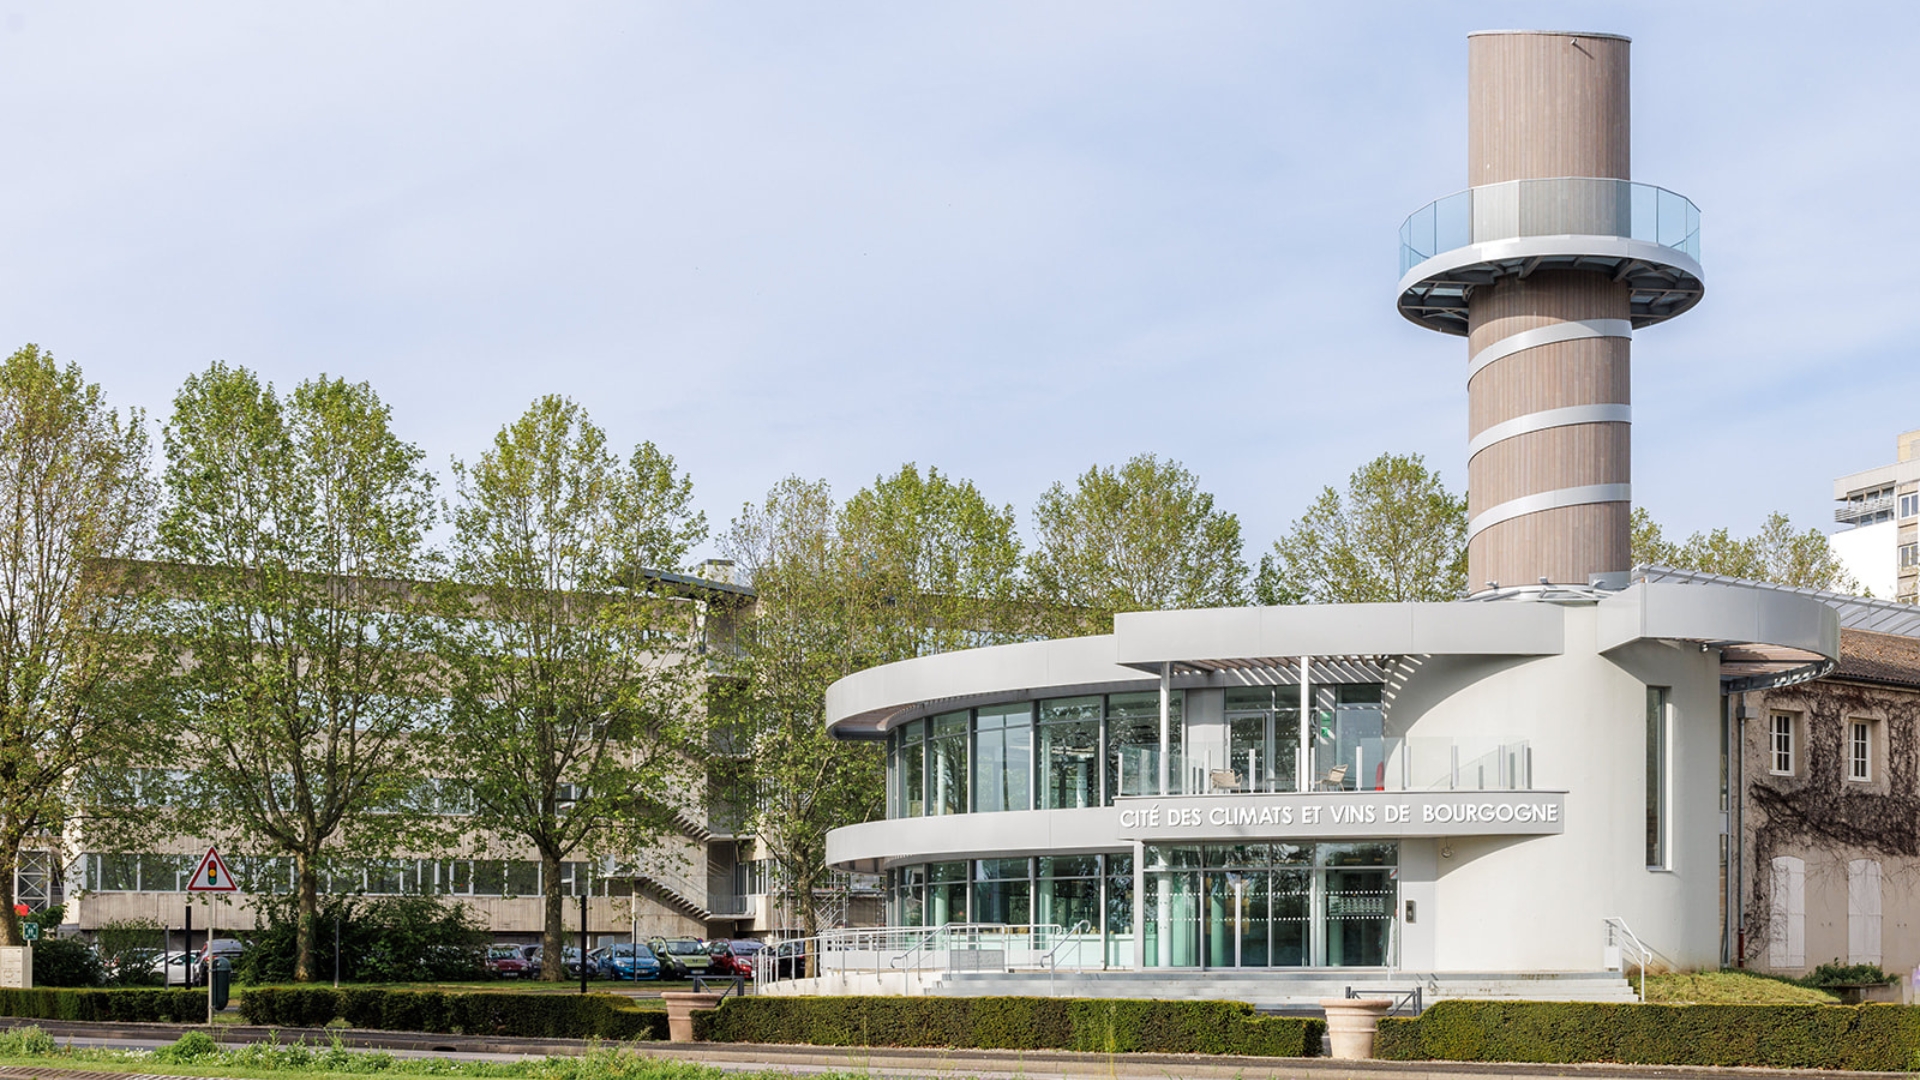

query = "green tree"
[721,465,1027,935]
[443,396,707,979]
[1025,453,1246,634]
[157,364,443,981]
[1631,507,1856,592]
[839,463,1025,655]
[0,345,156,947]
[721,478,865,937]
[1256,452,1466,605]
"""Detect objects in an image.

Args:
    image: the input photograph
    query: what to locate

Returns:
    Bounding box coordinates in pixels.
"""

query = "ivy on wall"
[1741,680,1920,963]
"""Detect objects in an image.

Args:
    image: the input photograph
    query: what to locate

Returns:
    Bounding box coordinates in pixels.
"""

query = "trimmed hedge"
[239,988,667,1040]
[1375,1000,1920,1071]
[0,988,208,1023]
[691,995,1322,1056]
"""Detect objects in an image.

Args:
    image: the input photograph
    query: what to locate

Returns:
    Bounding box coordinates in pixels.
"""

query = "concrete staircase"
[922,968,1638,1007]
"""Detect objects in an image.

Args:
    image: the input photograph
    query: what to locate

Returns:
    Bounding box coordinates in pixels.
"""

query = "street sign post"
[19,923,36,942]
[186,849,238,895]
[186,848,239,1025]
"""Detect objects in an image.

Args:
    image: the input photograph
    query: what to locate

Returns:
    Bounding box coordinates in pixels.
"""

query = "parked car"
[706,939,764,979]
[193,939,246,984]
[517,943,543,978]
[589,942,661,981]
[772,940,808,979]
[521,944,598,979]
[484,945,529,979]
[647,936,710,980]
[143,950,194,987]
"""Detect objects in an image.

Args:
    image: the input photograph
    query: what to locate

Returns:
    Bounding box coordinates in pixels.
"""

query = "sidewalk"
[0,1017,1907,1080]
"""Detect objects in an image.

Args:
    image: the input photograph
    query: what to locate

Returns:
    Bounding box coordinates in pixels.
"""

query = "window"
[1038,697,1101,809]
[1848,859,1882,966]
[1770,713,1795,776]
[927,712,968,816]
[972,703,1033,813]
[1646,687,1669,870]
[1849,720,1872,782]
[1901,543,1920,569]
[1901,492,1919,519]
[1769,855,1805,969]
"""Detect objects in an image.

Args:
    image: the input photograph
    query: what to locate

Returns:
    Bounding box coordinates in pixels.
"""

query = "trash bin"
[210,957,231,1011]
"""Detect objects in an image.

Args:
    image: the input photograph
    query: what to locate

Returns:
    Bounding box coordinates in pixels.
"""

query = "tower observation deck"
[1397,32,1704,593]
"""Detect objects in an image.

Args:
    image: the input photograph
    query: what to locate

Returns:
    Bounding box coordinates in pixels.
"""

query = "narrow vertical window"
[1770,713,1794,776]
[1848,859,1883,966]
[1646,687,1669,870]
[1848,720,1871,782]
[1769,855,1806,970]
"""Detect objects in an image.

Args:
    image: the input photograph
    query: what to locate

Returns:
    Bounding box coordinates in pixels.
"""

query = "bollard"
[1318,997,1394,1059]
[659,991,726,1042]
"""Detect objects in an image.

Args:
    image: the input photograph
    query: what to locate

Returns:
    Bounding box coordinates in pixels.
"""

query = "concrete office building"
[795,33,1863,1005]
[1831,430,1920,604]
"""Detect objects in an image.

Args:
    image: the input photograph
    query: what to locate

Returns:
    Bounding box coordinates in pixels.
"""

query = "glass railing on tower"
[1400,177,1701,275]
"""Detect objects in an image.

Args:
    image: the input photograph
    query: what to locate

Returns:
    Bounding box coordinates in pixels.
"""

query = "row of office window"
[83,853,624,898]
[883,684,1387,818]
[885,842,1398,969]
[1768,712,1877,783]
[885,691,1184,818]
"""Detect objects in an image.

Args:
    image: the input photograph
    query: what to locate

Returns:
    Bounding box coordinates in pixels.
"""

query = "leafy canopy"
[1257,452,1466,605]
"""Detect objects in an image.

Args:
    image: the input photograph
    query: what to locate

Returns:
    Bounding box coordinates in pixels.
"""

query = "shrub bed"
[239,988,667,1040]
[1374,1000,1920,1071]
[691,995,1322,1056]
[0,988,208,1023]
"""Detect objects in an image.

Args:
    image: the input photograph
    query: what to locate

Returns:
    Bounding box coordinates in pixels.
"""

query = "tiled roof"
[1836,629,1920,689]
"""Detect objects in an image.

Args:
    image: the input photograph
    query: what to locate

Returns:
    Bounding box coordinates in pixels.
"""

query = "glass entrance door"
[1225,709,1300,793]
[1145,842,1395,969]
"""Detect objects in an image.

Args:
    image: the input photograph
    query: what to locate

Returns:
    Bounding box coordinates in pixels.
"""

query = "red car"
[484,945,530,978]
[705,939,765,979]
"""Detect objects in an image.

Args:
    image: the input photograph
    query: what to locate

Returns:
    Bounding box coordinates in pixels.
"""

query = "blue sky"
[3,3,1917,564]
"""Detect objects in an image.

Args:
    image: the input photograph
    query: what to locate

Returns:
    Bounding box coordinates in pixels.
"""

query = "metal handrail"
[1348,985,1423,1016]
[1604,916,1672,1002]
[1045,920,1093,996]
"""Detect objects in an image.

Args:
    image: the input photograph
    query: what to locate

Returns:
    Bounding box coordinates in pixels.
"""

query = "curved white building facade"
[823,585,1836,981]
[804,32,1840,998]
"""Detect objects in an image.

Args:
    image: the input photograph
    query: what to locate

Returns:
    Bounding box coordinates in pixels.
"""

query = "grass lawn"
[0,1028,804,1080]
[1642,970,1841,1005]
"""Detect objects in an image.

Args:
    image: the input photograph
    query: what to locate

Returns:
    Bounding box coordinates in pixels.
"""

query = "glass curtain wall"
[1223,687,1301,793]
[972,858,1032,926]
[892,719,926,817]
[1038,697,1101,809]
[927,861,968,924]
[1143,841,1396,968]
[1107,691,1183,799]
[973,703,1033,813]
[886,854,1135,963]
[928,712,968,815]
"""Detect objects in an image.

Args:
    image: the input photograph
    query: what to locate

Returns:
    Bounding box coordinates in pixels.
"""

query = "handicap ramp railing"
[753,923,1101,990]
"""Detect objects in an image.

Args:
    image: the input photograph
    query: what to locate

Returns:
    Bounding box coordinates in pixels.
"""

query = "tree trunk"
[294,852,319,982]
[540,849,564,981]
[793,862,820,939]
[0,847,18,947]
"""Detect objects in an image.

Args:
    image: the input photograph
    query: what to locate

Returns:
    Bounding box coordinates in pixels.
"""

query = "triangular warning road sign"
[187,847,239,893]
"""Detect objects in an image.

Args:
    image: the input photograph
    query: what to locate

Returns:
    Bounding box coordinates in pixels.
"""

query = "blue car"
[591,942,662,981]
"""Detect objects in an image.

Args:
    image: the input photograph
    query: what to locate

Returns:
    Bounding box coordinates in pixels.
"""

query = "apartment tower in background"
[1832,429,1920,602]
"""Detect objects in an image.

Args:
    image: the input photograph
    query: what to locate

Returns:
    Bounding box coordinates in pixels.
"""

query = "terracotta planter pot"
[660,991,727,1042]
[1318,997,1394,1059]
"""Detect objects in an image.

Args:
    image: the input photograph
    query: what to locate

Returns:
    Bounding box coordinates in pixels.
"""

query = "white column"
[1298,656,1313,791]
[1157,663,1171,796]
[1131,840,1145,971]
